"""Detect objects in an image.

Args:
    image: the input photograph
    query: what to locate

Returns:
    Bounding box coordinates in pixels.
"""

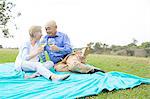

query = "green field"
[0,49,150,99]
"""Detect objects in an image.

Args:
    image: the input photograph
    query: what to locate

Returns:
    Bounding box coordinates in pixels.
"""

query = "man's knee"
[54,63,69,72]
[68,62,80,71]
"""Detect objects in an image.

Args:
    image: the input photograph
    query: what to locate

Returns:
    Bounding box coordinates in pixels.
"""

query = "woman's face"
[34,32,42,40]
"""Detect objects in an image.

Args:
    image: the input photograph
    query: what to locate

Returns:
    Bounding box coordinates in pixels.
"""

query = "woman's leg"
[21,61,52,79]
[43,61,54,69]
[29,61,54,78]
[21,61,70,80]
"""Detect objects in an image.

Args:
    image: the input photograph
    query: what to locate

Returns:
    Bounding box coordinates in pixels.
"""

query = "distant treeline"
[1,39,150,57]
[74,40,150,57]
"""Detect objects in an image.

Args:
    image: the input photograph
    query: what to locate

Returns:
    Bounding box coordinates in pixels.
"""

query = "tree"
[127,43,137,48]
[94,42,101,50]
[111,45,124,52]
[132,38,138,45]
[127,38,138,48]
[0,0,20,38]
[87,42,94,47]
[139,42,150,48]
[102,43,109,48]
[0,45,3,48]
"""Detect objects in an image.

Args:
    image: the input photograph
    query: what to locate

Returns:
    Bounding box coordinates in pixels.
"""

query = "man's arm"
[57,34,72,55]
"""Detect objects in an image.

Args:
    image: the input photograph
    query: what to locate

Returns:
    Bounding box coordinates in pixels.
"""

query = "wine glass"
[39,37,47,47]
[48,38,55,46]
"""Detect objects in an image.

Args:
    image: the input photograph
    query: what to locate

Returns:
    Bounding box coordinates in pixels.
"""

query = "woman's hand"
[26,46,44,61]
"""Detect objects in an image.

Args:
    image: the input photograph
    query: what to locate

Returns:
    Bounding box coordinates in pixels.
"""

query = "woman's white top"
[15,41,40,71]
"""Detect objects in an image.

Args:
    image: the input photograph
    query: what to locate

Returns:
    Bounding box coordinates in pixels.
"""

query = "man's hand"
[37,46,44,54]
[50,44,60,51]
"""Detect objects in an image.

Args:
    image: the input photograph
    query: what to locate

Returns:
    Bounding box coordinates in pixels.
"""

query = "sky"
[0,0,150,48]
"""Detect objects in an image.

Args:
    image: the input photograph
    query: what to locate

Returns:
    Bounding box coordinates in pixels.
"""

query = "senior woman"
[15,26,70,81]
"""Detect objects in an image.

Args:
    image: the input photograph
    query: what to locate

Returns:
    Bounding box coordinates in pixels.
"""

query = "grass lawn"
[0,49,150,99]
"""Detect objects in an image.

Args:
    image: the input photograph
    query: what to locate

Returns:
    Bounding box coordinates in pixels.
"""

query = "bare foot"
[24,74,38,79]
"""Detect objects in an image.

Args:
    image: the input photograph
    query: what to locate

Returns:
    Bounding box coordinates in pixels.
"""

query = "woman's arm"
[21,45,44,61]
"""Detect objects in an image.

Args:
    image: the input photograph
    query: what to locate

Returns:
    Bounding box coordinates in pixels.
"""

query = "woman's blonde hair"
[28,26,42,38]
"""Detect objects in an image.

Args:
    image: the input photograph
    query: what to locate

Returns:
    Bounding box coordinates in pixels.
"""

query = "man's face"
[45,25,57,35]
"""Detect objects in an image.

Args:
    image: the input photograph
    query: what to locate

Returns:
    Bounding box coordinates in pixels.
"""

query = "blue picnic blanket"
[0,63,149,99]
